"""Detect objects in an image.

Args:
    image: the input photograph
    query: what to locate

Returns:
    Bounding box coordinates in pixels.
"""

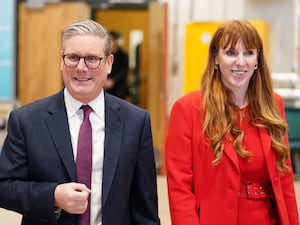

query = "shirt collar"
[64,88,105,119]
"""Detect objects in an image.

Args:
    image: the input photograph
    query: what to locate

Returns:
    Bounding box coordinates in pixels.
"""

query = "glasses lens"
[63,54,102,69]
[63,55,79,68]
[85,56,100,69]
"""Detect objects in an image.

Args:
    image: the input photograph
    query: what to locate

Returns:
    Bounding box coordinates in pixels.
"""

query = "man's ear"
[106,54,114,74]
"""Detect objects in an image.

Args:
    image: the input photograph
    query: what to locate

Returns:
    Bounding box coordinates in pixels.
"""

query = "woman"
[165,20,299,225]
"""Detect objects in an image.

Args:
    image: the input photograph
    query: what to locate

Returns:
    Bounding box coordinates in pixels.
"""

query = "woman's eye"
[245,50,254,56]
[226,51,235,56]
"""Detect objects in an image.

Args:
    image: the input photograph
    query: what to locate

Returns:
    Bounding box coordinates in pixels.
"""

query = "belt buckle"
[245,182,267,199]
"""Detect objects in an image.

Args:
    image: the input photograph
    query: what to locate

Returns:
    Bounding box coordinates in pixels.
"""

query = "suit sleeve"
[165,99,199,225]
[130,111,161,225]
[0,110,58,224]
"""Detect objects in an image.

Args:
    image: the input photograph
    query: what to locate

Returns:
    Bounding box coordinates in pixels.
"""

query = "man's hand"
[54,182,91,214]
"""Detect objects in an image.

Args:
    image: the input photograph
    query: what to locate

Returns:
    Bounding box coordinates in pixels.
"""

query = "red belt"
[238,182,274,199]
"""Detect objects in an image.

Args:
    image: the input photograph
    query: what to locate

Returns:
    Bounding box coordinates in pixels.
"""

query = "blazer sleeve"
[165,98,200,225]
[276,94,300,225]
[0,110,58,224]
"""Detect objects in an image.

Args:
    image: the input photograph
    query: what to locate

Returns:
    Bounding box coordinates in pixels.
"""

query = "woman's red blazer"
[165,91,299,225]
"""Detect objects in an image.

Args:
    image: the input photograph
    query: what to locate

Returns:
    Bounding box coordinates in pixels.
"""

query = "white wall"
[165,0,297,112]
[244,0,295,72]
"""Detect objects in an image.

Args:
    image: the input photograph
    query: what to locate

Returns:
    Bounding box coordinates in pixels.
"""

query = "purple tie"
[76,105,93,225]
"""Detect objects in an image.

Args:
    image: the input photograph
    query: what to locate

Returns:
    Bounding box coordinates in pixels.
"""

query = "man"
[104,30,129,99]
[0,20,160,225]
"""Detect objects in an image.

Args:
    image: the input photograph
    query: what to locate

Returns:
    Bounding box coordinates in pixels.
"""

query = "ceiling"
[23,0,157,9]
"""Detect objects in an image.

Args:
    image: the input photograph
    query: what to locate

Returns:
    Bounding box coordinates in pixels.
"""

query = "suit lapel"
[102,94,123,205]
[44,92,126,202]
[45,91,77,181]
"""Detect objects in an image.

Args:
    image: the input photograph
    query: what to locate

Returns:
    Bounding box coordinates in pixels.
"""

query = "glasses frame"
[62,54,104,69]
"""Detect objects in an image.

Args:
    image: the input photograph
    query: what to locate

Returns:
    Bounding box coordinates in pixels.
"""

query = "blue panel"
[0,1,15,100]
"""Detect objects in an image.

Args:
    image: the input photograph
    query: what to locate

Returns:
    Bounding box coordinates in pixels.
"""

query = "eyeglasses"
[62,54,104,69]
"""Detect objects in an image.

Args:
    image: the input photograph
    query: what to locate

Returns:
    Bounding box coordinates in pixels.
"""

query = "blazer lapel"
[222,127,273,174]
[223,140,240,173]
[102,94,123,205]
[258,127,277,179]
[259,128,272,156]
[45,91,77,181]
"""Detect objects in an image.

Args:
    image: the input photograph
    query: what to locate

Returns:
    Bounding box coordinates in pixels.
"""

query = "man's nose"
[76,58,88,70]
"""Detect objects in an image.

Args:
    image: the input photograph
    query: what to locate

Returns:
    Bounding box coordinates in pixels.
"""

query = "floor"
[0,176,299,225]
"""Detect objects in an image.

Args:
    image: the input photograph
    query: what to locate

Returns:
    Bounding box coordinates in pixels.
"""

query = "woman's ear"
[215,56,219,65]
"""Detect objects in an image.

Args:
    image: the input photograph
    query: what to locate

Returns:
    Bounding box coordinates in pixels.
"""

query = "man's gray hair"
[61,19,112,56]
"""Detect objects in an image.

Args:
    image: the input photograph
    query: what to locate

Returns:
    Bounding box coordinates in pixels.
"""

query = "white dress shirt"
[64,88,105,225]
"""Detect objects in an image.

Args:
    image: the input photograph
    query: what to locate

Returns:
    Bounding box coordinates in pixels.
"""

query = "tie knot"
[81,105,93,119]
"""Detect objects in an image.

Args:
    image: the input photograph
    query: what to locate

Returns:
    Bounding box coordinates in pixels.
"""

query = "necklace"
[239,105,248,119]
[241,110,246,119]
